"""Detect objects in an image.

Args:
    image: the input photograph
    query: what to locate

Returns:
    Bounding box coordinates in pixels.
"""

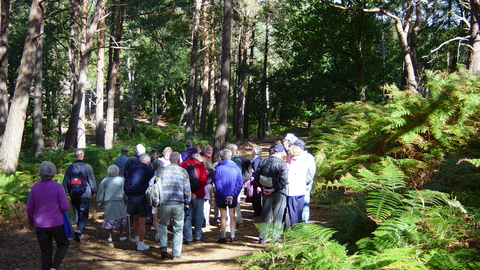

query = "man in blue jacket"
[124,153,154,251]
[214,149,243,243]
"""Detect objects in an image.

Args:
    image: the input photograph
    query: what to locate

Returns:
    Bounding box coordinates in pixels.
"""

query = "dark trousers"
[71,197,90,233]
[36,225,70,270]
[251,195,263,216]
[287,195,305,226]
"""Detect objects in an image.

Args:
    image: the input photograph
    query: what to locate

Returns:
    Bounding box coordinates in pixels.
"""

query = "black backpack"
[234,156,253,182]
[67,162,87,198]
[186,161,200,192]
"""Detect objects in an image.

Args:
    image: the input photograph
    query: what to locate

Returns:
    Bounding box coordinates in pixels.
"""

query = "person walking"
[214,149,243,243]
[156,152,191,260]
[96,164,128,242]
[124,153,155,251]
[27,161,70,270]
[62,149,97,242]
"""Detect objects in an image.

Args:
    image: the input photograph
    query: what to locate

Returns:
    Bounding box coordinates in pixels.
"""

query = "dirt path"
[1,198,265,270]
[1,136,314,270]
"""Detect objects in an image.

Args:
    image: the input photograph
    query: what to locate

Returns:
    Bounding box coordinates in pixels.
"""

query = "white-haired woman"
[27,161,70,270]
[160,146,172,166]
[96,164,128,242]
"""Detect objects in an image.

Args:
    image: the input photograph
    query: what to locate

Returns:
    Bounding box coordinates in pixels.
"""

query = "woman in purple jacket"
[27,161,70,270]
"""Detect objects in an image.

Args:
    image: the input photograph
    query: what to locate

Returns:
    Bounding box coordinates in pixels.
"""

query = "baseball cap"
[293,139,305,149]
[121,147,129,152]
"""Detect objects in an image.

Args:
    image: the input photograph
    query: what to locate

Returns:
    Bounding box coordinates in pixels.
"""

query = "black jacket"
[254,155,288,195]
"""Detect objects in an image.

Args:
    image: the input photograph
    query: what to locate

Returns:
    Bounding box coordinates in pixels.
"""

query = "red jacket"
[179,158,208,199]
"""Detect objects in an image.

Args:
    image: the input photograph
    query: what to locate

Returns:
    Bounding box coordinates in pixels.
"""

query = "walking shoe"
[194,238,202,243]
[216,238,227,244]
[74,231,82,242]
[118,237,127,241]
[107,237,113,243]
[183,240,192,245]
[137,241,150,251]
[229,238,236,242]
[172,255,182,261]
[161,251,173,259]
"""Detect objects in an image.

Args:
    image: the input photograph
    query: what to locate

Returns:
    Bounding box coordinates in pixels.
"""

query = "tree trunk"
[0,0,10,144]
[0,0,45,174]
[95,0,106,147]
[198,0,210,136]
[214,0,233,159]
[64,0,81,150]
[186,0,202,135]
[33,15,45,157]
[469,0,480,73]
[207,0,216,137]
[235,12,250,139]
[258,3,270,139]
[105,0,124,149]
[244,16,256,140]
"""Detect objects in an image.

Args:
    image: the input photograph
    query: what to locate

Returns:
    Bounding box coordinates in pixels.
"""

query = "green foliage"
[0,173,31,217]
[242,69,480,269]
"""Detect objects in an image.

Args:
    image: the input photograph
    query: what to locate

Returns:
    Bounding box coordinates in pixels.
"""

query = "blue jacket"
[214,160,243,202]
[124,163,155,196]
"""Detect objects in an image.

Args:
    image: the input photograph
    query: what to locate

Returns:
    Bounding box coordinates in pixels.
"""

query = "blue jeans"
[158,204,184,257]
[36,225,70,270]
[71,197,90,234]
[183,198,205,241]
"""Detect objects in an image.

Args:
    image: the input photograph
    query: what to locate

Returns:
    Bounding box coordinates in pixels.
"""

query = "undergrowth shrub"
[241,69,480,269]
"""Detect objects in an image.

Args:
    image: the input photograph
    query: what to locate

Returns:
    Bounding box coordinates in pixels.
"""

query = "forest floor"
[0,129,318,270]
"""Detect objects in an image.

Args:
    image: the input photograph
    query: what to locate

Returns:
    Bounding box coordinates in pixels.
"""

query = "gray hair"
[107,164,120,177]
[252,145,262,156]
[226,143,238,152]
[139,153,151,163]
[152,159,164,171]
[38,161,57,180]
[219,149,232,160]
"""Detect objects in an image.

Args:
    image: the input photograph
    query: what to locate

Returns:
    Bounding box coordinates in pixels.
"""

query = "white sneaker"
[107,237,113,242]
[119,237,127,241]
[137,241,150,251]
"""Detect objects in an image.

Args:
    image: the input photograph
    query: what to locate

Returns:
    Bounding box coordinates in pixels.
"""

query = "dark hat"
[293,139,305,149]
[273,144,285,153]
[121,147,129,152]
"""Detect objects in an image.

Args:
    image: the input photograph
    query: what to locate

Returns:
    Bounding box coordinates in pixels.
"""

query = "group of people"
[25,134,316,269]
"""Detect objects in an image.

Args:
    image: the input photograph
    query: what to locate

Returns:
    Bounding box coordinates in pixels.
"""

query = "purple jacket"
[214,160,243,203]
[27,179,70,228]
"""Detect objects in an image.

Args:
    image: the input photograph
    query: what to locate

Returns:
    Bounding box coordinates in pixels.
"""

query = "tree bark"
[234,12,250,139]
[244,16,256,140]
[469,0,480,73]
[0,0,10,145]
[64,0,81,150]
[207,0,216,137]
[186,0,202,135]
[258,3,270,139]
[95,0,106,147]
[105,0,124,149]
[0,0,45,174]
[33,13,45,157]
[214,0,233,159]
[198,0,210,136]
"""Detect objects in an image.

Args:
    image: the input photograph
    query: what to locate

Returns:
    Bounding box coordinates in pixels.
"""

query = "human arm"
[306,153,316,185]
[95,179,106,204]
[58,186,70,211]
